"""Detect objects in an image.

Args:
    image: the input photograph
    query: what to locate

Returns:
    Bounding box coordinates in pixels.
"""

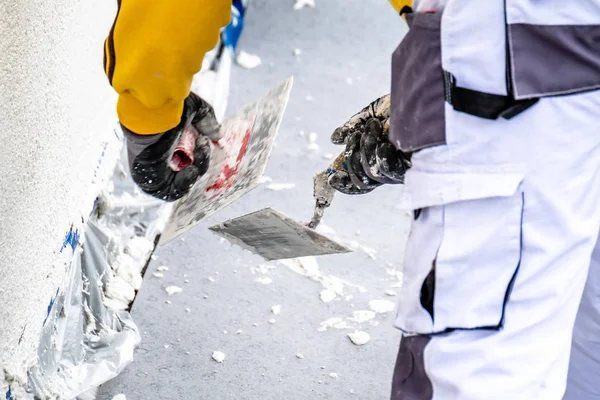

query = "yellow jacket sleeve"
[388,0,412,14]
[104,0,231,135]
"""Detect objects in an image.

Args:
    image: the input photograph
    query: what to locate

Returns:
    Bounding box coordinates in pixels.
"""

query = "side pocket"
[396,186,524,335]
[389,12,446,153]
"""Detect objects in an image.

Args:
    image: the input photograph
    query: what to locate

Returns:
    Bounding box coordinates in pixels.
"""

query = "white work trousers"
[392,89,600,400]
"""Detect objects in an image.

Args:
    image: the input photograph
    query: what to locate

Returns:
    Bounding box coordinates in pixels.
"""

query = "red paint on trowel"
[206,128,252,191]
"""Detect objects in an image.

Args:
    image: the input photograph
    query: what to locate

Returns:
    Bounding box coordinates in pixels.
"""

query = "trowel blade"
[209,208,352,261]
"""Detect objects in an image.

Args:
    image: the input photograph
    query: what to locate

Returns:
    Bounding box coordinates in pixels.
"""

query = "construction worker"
[329,1,600,399]
[103,0,231,201]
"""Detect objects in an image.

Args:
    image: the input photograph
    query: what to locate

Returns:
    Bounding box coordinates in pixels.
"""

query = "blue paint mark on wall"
[5,387,12,400]
[42,288,60,327]
[59,227,80,253]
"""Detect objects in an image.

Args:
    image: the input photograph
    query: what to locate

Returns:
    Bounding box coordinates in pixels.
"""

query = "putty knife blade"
[209,208,352,261]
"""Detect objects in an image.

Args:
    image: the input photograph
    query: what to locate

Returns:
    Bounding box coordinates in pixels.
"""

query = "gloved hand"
[328,94,411,195]
[122,92,220,202]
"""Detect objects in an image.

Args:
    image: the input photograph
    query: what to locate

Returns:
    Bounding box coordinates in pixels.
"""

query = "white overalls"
[389,1,600,399]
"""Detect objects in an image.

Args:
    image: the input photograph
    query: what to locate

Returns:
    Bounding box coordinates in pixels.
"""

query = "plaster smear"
[348,310,376,323]
[103,235,154,310]
[279,257,366,298]
[255,276,273,285]
[104,276,136,311]
[317,317,351,332]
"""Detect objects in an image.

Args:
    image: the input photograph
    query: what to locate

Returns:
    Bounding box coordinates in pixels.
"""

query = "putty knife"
[208,207,351,261]
[209,153,352,261]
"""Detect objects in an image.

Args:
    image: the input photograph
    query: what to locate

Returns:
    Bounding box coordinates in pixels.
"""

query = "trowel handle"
[308,152,345,229]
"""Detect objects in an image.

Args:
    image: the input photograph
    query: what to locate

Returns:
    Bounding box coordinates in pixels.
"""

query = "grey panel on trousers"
[509,23,600,99]
[390,12,446,153]
[391,336,433,400]
[209,208,352,261]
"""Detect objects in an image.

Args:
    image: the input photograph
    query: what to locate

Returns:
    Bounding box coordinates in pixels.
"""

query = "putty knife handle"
[308,152,345,229]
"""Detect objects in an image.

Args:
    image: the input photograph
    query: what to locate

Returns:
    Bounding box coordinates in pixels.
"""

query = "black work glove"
[121,92,220,202]
[328,94,411,195]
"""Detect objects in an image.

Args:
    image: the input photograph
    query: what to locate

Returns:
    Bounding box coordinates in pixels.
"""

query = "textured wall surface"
[0,0,118,395]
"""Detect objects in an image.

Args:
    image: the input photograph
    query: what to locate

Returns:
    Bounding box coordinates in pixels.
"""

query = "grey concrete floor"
[99,1,409,399]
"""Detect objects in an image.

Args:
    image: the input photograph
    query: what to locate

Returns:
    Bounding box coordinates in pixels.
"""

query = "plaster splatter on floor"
[315,223,337,237]
[385,267,403,288]
[258,175,273,184]
[271,305,282,315]
[250,264,275,275]
[212,351,226,363]
[255,276,273,285]
[329,373,339,379]
[307,142,320,152]
[348,331,371,346]
[319,289,336,303]
[293,0,315,10]
[266,183,296,191]
[296,353,305,359]
[348,310,376,323]
[111,395,127,400]
[152,272,164,278]
[317,317,350,332]
[348,240,377,260]
[369,299,395,314]
[385,290,398,297]
[157,266,169,272]
[236,51,262,69]
[164,286,183,296]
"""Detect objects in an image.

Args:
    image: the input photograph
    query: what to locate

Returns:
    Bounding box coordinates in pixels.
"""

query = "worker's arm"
[104,0,230,135]
[388,0,412,15]
[103,0,230,201]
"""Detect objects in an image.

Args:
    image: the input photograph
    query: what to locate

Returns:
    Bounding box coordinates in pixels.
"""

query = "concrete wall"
[0,0,118,395]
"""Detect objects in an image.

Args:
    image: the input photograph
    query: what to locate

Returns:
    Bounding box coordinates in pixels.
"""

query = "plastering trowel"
[208,152,352,261]
[160,77,294,244]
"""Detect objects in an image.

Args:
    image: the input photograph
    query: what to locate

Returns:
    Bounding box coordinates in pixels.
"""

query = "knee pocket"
[395,181,524,335]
